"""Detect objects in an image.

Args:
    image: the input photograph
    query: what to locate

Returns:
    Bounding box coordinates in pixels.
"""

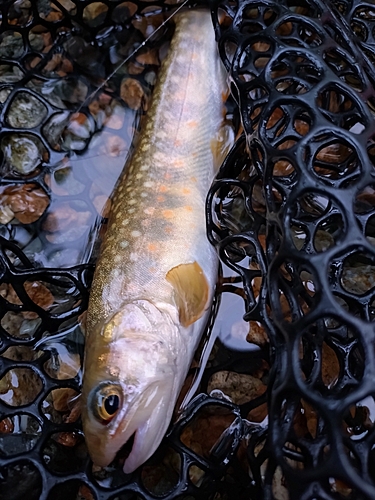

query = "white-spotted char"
[82,8,231,473]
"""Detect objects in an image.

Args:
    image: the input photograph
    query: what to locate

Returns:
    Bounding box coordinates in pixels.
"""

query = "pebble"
[2,134,43,174]
[43,111,70,150]
[0,31,24,58]
[7,91,47,129]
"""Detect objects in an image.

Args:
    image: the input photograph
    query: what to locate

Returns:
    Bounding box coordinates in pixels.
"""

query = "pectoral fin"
[166,262,209,327]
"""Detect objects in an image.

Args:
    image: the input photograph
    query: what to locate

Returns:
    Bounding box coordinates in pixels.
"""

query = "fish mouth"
[114,431,136,465]
[85,379,177,472]
[117,383,176,474]
[102,419,151,473]
[120,420,153,474]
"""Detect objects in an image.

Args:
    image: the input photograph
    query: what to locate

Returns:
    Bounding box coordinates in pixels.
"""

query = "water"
[0,6,266,498]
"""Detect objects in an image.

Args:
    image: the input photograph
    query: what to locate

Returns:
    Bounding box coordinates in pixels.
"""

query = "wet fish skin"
[82,9,229,473]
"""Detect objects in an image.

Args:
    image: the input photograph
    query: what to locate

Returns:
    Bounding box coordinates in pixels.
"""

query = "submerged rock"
[0,65,24,83]
[2,134,44,175]
[43,111,70,150]
[0,183,50,224]
[0,31,24,58]
[7,91,47,129]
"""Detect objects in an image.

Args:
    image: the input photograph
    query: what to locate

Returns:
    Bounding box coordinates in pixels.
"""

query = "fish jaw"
[122,379,178,473]
[82,302,184,472]
[82,403,134,468]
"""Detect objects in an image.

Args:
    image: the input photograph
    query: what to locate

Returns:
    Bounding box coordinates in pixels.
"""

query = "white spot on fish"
[144,207,155,215]
[157,131,167,140]
[130,253,138,261]
[131,230,141,238]
[128,198,137,205]
[140,164,150,171]
[153,152,164,163]
[128,208,136,214]
[177,55,187,65]
[136,173,143,180]
[122,219,129,226]
[109,367,120,377]
[144,181,154,188]
[114,255,122,263]
[120,241,129,248]
[140,192,148,198]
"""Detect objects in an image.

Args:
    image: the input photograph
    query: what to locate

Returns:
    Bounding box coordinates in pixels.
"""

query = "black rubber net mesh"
[1,0,375,499]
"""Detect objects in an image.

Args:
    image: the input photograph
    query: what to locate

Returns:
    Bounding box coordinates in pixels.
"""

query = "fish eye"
[90,383,123,425]
[104,394,119,415]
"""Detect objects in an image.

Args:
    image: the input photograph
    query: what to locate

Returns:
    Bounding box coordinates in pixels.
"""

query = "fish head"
[82,301,181,473]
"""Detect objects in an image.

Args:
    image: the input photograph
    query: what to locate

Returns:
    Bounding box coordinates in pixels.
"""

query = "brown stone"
[120,77,146,110]
[0,183,49,224]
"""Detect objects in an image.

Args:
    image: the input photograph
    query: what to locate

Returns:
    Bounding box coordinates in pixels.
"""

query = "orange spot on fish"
[187,120,198,128]
[157,195,165,203]
[175,90,185,100]
[173,159,184,168]
[164,173,172,180]
[159,185,168,193]
[165,226,173,234]
[162,209,174,219]
[184,205,193,212]
[147,243,157,252]
[182,187,191,195]
[174,140,182,148]
[190,176,197,183]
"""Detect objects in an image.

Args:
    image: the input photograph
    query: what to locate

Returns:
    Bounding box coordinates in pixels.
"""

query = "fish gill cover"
[0,0,374,499]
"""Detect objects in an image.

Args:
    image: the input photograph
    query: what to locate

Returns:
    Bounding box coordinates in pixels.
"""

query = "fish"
[81,8,231,473]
